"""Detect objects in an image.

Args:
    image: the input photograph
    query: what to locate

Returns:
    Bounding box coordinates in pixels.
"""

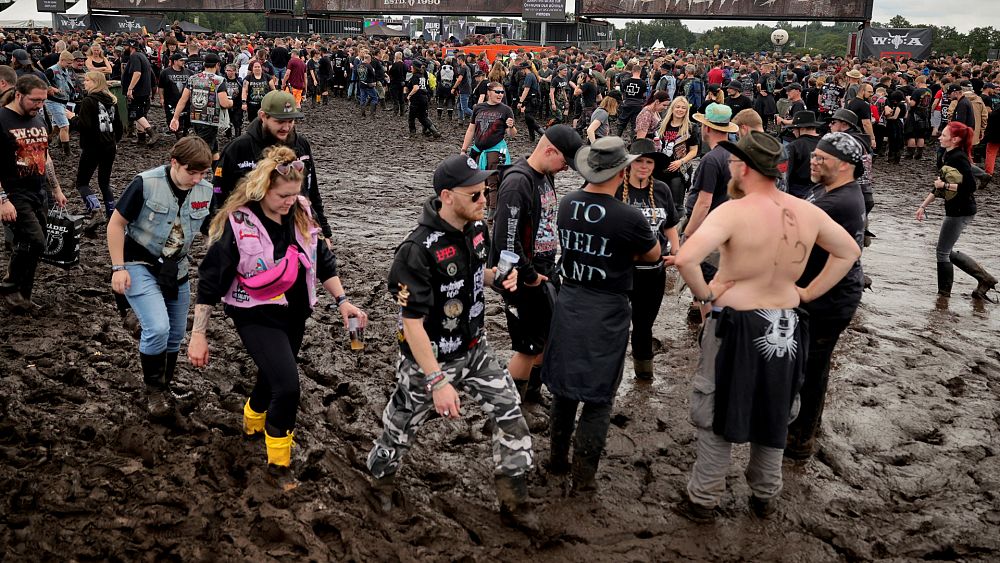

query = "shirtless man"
[671,130,862,522]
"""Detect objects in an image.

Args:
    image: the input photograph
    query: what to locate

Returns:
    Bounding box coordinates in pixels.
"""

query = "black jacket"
[489,158,553,285]
[939,148,978,217]
[70,90,123,147]
[214,117,331,238]
[388,196,491,362]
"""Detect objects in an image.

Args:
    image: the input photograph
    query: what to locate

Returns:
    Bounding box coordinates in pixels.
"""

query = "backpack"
[439,64,455,88]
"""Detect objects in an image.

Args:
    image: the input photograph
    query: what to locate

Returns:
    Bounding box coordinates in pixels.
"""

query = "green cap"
[260,90,304,120]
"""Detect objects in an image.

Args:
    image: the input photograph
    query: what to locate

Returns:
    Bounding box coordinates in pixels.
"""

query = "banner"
[523,0,563,21]
[37,0,66,12]
[53,13,90,31]
[90,14,166,33]
[858,28,933,60]
[306,0,521,15]
[577,0,874,21]
[90,0,263,12]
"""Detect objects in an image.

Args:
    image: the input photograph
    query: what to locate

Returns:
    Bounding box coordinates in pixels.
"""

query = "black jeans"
[628,266,666,361]
[523,98,542,140]
[786,315,853,454]
[76,146,117,207]
[389,83,405,114]
[235,315,307,436]
[4,196,46,299]
[408,99,433,133]
[550,394,614,469]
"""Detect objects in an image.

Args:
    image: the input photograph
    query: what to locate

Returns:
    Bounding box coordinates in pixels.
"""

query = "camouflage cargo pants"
[367,340,534,479]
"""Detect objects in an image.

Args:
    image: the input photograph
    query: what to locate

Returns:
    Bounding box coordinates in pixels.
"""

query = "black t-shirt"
[621,76,646,106]
[557,191,657,293]
[406,71,430,102]
[658,122,699,167]
[124,51,152,97]
[799,181,865,318]
[846,97,872,122]
[26,43,45,62]
[472,79,489,104]
[159,67,191,107]
[0,107,48,202]
[785,134,821,190]
[243,74,273,105]
[780,100,807,142]
[388,61,406,85]
[318,55,333,77]
[39,52,59,70]
[551,75,569,102]
[270,46,291,68]
[580,81,599,108]
[471,102,513,149]
[615,179,678,265]
[116,172,190,264]
[185,53,205,75]
[455,64,472,94]
[686,144,731,212]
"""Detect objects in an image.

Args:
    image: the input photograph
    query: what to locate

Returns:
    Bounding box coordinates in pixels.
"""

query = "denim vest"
[47,63,75,102]
[221,197,319,309]
[125,165,213,278]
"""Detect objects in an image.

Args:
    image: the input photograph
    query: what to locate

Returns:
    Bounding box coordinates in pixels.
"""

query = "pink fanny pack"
[239,245,312,301]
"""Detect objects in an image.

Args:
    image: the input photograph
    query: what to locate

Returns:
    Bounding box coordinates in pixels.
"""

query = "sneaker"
[673,497,717,523]
[266,464,299,491]
[749,495,776,518]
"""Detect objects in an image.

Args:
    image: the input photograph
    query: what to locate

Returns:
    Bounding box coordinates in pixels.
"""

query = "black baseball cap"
[947,83,963,94]
[433,155,496,194]
[543,125,584,171]
[204,52,221,66]
[169,52,187,61]
[784,82,802,91]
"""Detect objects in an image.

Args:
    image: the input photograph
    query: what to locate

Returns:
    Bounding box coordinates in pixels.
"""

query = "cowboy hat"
[575,137,639,184]
[790,110,824,129]
[628,138,670,173]
[693,103,739,133]
[846,69,864,79]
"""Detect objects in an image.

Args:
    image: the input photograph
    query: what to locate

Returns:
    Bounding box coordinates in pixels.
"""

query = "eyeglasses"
[276,160,305,175]
[727,158,743,164]
[449,189,485,202]
[809,153,828,164]
[492,89,505,94]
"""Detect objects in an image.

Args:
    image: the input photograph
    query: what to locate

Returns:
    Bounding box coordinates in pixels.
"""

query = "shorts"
[192,123,219,153]
[905,126,931,140]
[128,95,150,121]
[503,281,556,355]
[44,100,69,127]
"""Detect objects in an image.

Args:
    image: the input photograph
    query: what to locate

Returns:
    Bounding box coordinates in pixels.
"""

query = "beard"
[727,176,745,199]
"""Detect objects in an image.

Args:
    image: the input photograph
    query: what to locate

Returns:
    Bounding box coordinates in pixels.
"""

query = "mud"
[2,98,999,562]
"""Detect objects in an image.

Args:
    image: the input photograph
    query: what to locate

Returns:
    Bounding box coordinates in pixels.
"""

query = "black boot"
[164,351,179,387]
[547,399,573,475]
[429,125,442,139]
[950,251,998,299]
[361,107,366,117]
[937,261,954,297]
[915,147,925,161]
[448,108,454,120]
[905,146,915,160]
[571,451,600,493]
[62,140,71,156]
[437,107,443,118]
[139,352,171,418]
[524,365,545,405]
[495,474,541,534]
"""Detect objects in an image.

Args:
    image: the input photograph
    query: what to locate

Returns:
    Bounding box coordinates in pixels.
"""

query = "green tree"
[887,15,912,28]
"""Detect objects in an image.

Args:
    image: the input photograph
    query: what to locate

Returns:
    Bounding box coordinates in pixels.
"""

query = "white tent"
[66,0,88,14]
[0,0,51,28]
[651,40,665,50]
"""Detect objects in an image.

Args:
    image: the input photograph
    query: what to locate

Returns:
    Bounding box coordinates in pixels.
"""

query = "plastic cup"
[496,250,520,285]
[348,316,364,351]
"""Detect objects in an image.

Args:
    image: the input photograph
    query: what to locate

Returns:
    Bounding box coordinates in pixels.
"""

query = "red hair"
[945,121,974,159]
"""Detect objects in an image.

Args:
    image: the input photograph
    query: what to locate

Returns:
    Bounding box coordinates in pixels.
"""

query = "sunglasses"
[492,89,505,94]
[276,160,305,175]
[449,189,485,202]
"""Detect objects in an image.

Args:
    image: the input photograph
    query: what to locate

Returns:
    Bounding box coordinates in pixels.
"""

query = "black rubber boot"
[429,125,442,139]
[547,400,573,475]
[139,352,171,418]
[937,261,954,297]
[524,365,545,405]
[950,251,998,299]
[164,351,179,387]
[915,147,925,161]
[495,474,541,534]
[437,107,443,118]
[633,358,654,381]
[905,146,915,160]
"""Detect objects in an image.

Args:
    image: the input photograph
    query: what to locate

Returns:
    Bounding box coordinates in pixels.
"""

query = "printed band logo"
[435,245,457,262]
[191,201,209,210]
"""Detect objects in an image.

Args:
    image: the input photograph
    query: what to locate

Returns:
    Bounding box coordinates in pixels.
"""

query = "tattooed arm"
[188,304,213,367]
[45,155,67,207]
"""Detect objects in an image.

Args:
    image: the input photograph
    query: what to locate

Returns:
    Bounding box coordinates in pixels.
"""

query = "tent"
[0,0,51,28]
[364,21,406,38]
[66,0,87,14]
[651,39,665,50]
[176,20,210,33]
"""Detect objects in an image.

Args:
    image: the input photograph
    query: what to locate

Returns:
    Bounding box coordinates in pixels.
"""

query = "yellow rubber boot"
[264,431,298,491]
[243,400,266,438]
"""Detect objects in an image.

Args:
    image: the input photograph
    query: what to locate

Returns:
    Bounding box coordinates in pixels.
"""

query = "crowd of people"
[1,24,997,531]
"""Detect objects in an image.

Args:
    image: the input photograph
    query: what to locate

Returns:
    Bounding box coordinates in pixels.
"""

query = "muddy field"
[2,97,999,562]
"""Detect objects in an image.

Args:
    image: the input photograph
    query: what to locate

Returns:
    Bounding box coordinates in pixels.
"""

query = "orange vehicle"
[441,44,552,64]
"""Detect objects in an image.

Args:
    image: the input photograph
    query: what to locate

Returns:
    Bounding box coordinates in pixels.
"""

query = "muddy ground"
[1,97,999,562]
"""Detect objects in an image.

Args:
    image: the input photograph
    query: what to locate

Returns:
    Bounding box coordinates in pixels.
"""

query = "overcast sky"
[591,1,1000,33]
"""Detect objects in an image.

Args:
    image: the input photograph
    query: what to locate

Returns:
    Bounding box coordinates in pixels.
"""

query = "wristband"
[424,371,446,393]
[112,265,127,272]
[335,294,349,307]
[0,191,7,203]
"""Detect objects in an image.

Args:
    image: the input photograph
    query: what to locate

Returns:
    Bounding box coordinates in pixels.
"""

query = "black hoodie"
[214,116,331,238]
[70,90,123,147]
[388,196,491,362]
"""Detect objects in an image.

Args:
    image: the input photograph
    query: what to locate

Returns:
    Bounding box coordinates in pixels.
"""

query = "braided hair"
[621,165,657,225]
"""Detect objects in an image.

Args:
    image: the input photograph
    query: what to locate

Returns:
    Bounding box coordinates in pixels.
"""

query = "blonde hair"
[208,146,313,245]
[733,108,763,130]
[598,95,619,116]
[84,71,116,104]
[659,97,690,139]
